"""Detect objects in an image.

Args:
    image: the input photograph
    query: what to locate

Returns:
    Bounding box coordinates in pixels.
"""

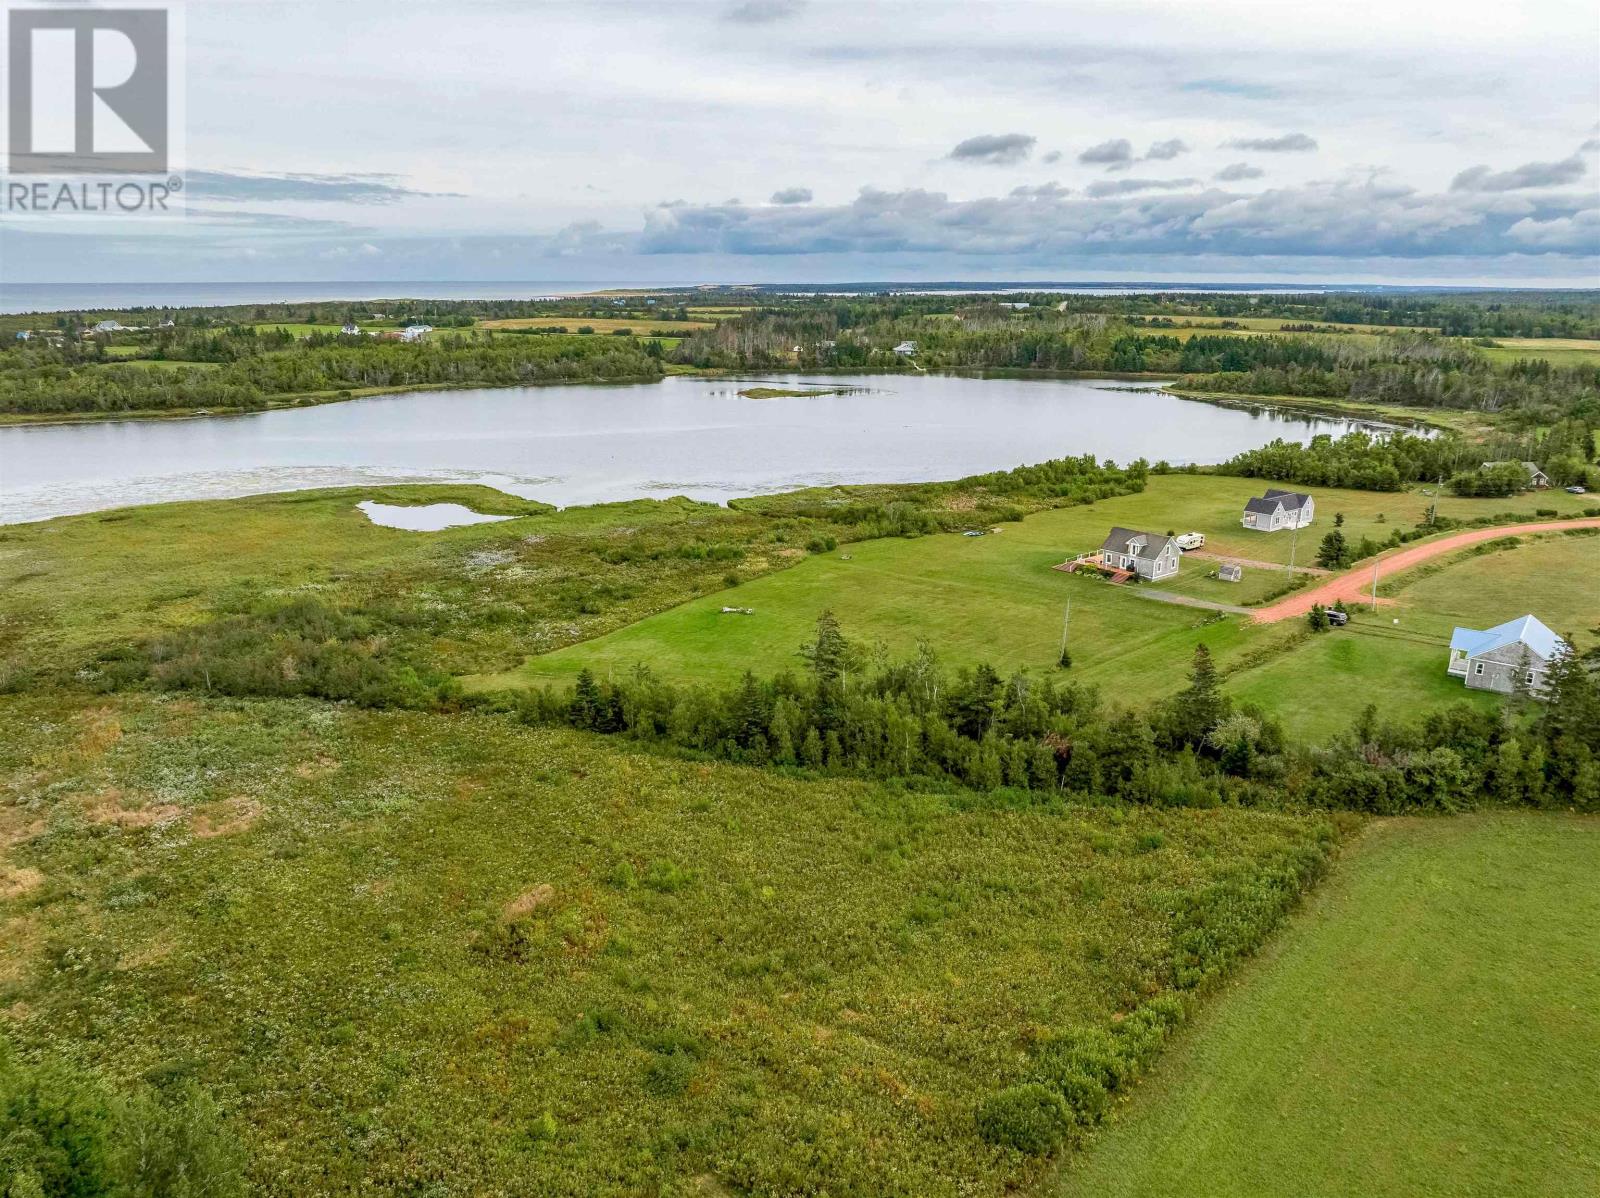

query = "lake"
[0,374,1393,524]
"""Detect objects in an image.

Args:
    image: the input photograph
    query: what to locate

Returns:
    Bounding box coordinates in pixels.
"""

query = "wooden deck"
[1056,556,1133,584]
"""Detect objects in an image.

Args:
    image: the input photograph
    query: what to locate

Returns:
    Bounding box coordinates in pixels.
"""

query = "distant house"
[999,301,1030,309]
[1241,488,1315,532]
[892,340,917,356]
[1447,615,1567,697]
[14,331,31,341]
[91,320,125,333]
[1482,461,1550,489]
[399,324,433,342]
[1218,563,1243,583]
[1097,527,1180,581]
[340,321,362,335]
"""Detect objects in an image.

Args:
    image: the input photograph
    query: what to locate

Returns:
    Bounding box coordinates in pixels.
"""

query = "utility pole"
[1370,557,1380,611]
[1286,521,1300,580]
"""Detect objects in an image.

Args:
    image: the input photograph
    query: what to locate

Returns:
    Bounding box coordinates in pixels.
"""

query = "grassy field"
[0,690,1337,1196]
[1476,336,1600,369]
[1066,813,1600,1198]
[1230,530,1600,740]
[0,483,828,682]
[479,316,714,334]
[484,476,1599,732]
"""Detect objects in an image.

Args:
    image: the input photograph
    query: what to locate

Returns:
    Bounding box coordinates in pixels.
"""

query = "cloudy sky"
[5,0,1598,285]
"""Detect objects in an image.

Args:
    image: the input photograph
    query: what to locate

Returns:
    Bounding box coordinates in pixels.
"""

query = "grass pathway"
[1063,814,1600,1198]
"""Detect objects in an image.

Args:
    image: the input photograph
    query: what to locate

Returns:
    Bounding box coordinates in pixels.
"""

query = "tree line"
[489,611,1600,814]
[0,335,664,414]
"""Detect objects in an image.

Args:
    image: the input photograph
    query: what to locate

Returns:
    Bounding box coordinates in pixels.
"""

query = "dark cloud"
[186,170,455,204]
[1215,162,1264,182]
[948,133,1037,165]
[1041,150,1062,165]
[722,0,804,23]
[1222,132,1318,153]
[1085,177,1198,198]
[770,187,813,204]
[633,179,1598,261]
[1144,138,1190,161]
[1450,155,1585,192]
[1009,181,1072,199]
[1078,138,1134,168]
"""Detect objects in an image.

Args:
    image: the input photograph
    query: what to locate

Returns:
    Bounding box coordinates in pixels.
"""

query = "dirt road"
[1249,518,1600,624]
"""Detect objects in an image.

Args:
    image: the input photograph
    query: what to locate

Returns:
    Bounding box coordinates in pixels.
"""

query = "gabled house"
[1241,488,1315,532]
[1097,527,1180,581]
[1447,614,1567,697]
[892,340,917,356]
[91,320,125,333]
[340,321,362,335]
[399,324,433,342]
[1482,461,1550,489]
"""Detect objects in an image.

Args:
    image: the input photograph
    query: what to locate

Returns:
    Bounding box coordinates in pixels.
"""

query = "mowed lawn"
[1229,531,1600,741]
[485,476,1597,724]
[1065,814,1600,1198]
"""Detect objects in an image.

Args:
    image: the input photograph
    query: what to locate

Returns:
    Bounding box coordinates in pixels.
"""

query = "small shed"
[1218,563,1243,583]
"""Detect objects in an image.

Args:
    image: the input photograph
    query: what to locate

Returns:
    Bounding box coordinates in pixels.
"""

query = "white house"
[1241,488,1315,532]
[1482,461,1550,490]
[91,320,125,333]
[1097,527,1180,581]
[892,340,917,356]
[399,324,433,342]
[340,322,362,335]
[14,331,31,341]
[1447,614,1567,697]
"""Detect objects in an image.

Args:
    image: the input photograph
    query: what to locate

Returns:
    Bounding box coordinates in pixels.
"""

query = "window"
[1474,663,1484,676]
[1526,671,1537,685]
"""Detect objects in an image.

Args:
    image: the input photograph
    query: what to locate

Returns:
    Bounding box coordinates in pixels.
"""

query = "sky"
[3,0,1598,286]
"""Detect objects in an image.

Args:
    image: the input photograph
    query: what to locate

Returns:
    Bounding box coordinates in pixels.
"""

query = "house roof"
[1483,461,1545,477]
[1101,526,1172,559]
[1261,488,1313,508]
[1243,497,1282,516]
[1449,615,1567,662]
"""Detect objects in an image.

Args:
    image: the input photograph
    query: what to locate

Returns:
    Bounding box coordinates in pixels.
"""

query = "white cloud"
[12,0,1598,283]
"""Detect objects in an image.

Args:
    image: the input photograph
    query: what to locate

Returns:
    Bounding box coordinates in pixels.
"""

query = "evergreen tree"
[1315,528,1350,569]
[1163,644,1228,749]
[569,669,603,730]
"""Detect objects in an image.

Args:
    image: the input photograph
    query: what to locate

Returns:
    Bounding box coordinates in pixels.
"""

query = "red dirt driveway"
[1250,518,1600,624]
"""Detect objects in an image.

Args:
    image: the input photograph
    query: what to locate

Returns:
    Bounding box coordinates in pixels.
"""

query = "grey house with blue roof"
[1447,615,1567,697]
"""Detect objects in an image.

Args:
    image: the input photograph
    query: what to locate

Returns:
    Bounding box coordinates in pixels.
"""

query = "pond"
[0,373,1396,524]
[356,501,517,531]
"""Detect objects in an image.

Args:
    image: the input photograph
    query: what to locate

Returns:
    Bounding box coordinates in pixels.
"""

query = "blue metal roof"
[1448,615,1565,662]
